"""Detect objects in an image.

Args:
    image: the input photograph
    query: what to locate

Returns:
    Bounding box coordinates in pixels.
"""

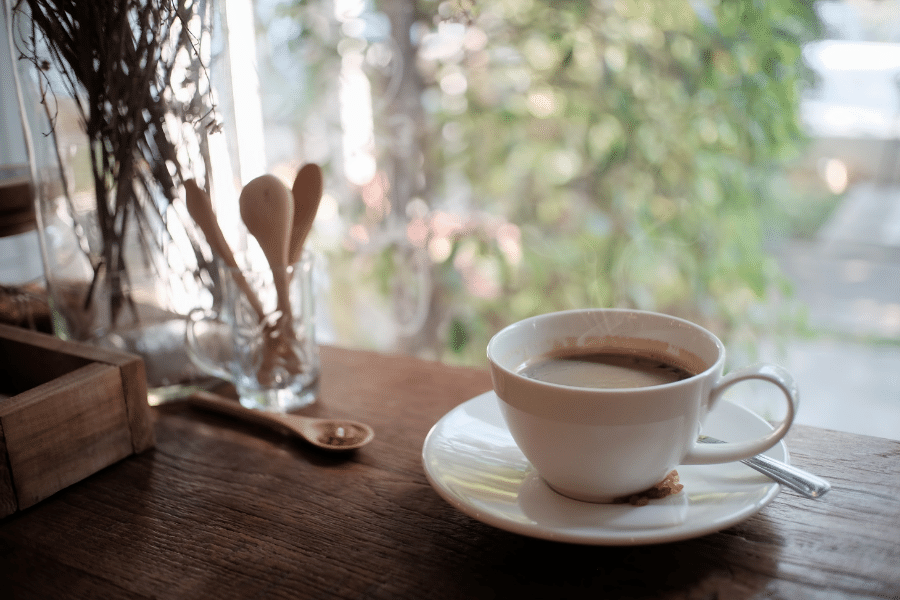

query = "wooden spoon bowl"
[288,163,323,266]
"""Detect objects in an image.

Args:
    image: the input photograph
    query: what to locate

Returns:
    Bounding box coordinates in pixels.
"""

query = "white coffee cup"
[487,308,799,503]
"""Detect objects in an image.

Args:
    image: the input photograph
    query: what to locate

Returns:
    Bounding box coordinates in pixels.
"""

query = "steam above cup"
[487,308,799,503]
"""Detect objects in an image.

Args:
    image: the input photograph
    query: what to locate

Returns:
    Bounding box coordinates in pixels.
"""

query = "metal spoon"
[187,390,375,451]
[699,435,831,498]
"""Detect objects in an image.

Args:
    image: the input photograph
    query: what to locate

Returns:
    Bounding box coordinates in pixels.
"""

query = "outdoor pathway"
[753,182,900,441]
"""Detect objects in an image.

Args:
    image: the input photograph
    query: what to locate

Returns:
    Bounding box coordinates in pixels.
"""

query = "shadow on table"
[416,511,785,599]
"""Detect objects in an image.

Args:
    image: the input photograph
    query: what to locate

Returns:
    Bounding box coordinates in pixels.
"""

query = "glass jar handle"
[184,307,233,382]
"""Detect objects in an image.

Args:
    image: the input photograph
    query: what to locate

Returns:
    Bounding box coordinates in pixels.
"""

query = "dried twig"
[13,0,217,326]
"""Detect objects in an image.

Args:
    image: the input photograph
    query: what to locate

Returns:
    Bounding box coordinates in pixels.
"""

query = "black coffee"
[518,349,697,389]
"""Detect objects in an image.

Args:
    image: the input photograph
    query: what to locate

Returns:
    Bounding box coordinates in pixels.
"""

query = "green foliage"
[413,0,821,362]
[272,0,821,364]
[449,317,469,354]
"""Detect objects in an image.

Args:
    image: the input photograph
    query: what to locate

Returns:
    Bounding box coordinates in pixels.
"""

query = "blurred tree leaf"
[276,0,820,364]
[411,0,820,362]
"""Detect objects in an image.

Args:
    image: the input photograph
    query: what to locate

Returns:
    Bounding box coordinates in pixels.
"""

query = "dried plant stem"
[13,0,216,328]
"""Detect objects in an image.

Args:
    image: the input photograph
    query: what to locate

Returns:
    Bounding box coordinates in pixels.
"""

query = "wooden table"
[1,346,898,599]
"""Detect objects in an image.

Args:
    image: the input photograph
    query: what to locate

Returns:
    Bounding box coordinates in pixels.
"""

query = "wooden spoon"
[287,163,323,266]
[184,179,265,322]
[239,175,301,383]
[239,174,294,317]
[187,390,375,451]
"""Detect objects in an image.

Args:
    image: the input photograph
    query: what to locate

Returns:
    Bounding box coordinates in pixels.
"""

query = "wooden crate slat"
[0,324,154,453]
[0,419,17,516]
[1,362,134,510]
[0,325,155,516]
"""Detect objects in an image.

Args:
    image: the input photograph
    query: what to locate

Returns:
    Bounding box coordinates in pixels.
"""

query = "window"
[245,0,899,439]
[3,0,895,439]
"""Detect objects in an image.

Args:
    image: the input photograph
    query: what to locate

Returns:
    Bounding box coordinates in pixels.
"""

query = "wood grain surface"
[0,345,898,600]
[0,325,154,516]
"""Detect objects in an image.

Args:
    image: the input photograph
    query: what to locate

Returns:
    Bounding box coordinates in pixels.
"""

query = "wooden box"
[0,324,155,518]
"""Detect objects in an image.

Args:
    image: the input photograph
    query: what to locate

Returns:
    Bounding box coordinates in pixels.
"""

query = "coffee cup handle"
[185,307,233,382]
[682,363,799,465]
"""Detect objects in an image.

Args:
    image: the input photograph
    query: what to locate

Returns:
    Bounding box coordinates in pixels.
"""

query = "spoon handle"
[741,453,831,499]
[186,390,376,451]
[698,435,830,498]
[187,390,294,435]
[184,180,266,321]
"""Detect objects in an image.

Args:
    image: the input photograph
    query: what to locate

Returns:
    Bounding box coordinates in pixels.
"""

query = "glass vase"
[10,0,242,402]
[37,186,217,401]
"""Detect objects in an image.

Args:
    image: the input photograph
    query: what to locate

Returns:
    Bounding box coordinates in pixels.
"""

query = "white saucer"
[422,391,788,545]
